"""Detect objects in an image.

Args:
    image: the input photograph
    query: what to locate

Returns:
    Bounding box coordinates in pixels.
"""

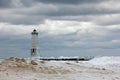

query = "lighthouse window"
[33,49,34,52]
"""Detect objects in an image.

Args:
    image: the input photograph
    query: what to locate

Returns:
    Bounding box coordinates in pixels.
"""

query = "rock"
[40,60,45,64]
[21,58,26,63]
[30,60,38,65]
[15,58,21,62]
[8,57,14,61]
[14,58,26,64]
[102,68,106,70]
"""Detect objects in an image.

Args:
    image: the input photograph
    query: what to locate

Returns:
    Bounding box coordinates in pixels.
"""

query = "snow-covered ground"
[0,56,120,80]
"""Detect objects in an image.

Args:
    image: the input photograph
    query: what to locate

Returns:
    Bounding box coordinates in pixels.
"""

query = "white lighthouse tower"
[31,29,40,59]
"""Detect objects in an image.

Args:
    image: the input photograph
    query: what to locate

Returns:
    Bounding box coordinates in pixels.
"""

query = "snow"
[87,56,120,72]
[88,56,120,66]
[0,56,120,80]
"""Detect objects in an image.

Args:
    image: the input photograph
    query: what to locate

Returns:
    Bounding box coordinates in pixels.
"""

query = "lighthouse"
[31,29,40,59]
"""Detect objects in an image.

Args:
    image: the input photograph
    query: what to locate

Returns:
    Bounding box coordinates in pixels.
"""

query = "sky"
[0,0,120,58]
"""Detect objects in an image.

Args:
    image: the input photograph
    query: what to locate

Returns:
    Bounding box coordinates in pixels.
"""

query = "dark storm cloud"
[0,0,34,8]
[0,0,12,8]
[34,0,105,4]
[44,7,119,17]
[0,0,120,25]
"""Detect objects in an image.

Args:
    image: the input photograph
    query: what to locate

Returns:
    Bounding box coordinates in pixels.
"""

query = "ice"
[87,56,120,72]
[88,56,120,66]
[0,56,120,80]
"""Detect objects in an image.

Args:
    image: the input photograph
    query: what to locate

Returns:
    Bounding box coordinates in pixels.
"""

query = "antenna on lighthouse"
[31,29,40,59]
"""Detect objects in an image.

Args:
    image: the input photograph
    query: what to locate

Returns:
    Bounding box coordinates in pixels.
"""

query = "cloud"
[0,0,12,8]
[34,0,105,4]
[0,0,120,57]
[0,0,120,25]
[0,20,120,50]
